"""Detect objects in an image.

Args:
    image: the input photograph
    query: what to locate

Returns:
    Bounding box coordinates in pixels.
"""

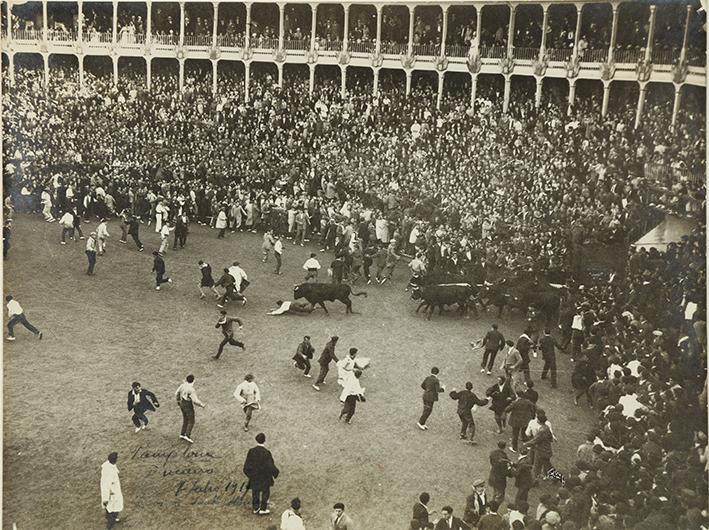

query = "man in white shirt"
[159,221,173,255]
[280,498,306,530]
[40,188,55,222]
[97,218,110,254]
[228,261,248,293]
[59,210,75,244]
[86,232,98,275]
[302,253,321,282]
[175,374,206,443]
[234,374,261,432]
[274,235,284,275]
[337,348,358,388]
[6,295,42,341]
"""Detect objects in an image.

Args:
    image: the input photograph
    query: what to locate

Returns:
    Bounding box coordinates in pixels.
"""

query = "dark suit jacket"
[412,503,431,529]
[152,256,165,275]
[243,445,279,489]
[488,449,510,487]
[421,375,443,403]
[127,389,159,413]
[522,388,539,404]
[449,389,488,416]
[505,397,536,428]
[434,516,469,530]
[514,457,534,490]
[318,341,338,365]
[486,382,515,414]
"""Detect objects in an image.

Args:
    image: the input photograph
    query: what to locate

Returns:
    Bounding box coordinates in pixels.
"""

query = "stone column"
[342,4,349,52]
[212,2,218,47]
[474,5,482,54]
[436,71,444,109]
[146,57,152,90]
[407,6,415,56]
[507,4,515,54]
[147,2,152,46]
[278,3,285,50]
[309,3,317,52]
[277,62,283,87]
[308,64,315,94]
[7,52,14,86]
[608,3,619,62]
[212,59,218,93]
[373,67,379,96]
[470,73,477,105]
[340,65,346,98]
[245,3,252,49]
[78,1,83,42]
[43,0,48,41]
[644,5,656,62]
[539,4,548,58]
[535,77,543,107]
[671,85,682,130]
[112,55,118,85]
[503,75,511,113]
[679,4,692,63]
[179,58,184,91]
[634,82,647,129]
[572,4,582,55]
[601,81,611,118]
[179,1,185,46]
[44,53,50,86]
[568,79,576,115]
[245,61,251,102]
[405,69,412,97]
[79,55,84,88]
[440,5,448,57]
[374,5,382,55]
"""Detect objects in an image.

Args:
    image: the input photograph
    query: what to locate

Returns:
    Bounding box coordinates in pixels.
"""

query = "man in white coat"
[100,452,123,529]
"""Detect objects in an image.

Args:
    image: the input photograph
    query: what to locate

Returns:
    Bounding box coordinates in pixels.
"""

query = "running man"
[214,311,245,359]
[198,260,220,299]
[6,295,42,341]
[234,374,261,432]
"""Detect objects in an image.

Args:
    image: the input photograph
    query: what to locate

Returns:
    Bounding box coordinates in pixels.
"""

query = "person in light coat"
[215,206,228,238]
[234,373,261,432]
[97,218,110,254]
[100,452,123,529]
[154,200,168,233]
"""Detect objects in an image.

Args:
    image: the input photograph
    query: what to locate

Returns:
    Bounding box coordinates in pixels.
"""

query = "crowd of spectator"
[2,58,707,528]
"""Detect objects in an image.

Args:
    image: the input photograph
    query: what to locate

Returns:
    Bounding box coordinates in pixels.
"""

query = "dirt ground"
[3,215,594,529]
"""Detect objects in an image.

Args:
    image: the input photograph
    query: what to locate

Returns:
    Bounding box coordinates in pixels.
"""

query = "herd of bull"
[289,270,569,323]
[410,272,570,323]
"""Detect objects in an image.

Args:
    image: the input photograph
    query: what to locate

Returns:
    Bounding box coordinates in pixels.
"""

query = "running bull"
[411,283,480,320]
[293,283,368,314]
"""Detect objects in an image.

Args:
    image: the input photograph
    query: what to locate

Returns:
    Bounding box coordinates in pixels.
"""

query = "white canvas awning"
[632,214,697,251]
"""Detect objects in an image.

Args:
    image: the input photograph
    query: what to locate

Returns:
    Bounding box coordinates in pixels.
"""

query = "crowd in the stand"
[3,58,707,529]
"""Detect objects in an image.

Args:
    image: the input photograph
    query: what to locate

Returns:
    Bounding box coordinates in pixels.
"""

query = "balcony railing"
[381,42,407,55]
[216,34,244,48]
[445,44,469,58]
[581,48,608,63]
[651,48,679,65]
[14,29,43,41]
[512,47,538,61]
[349,41,374,54]
[479,46,506,59]
[412,43,438,57]
[284,38,309,51]
[116,32,145,46]
[547,48,573,62]
[152,33,178,46]
[613,48,644,64]
[84,31,113,44]
[184,34,212,47]
[253,36,278,50]
[316,39,341,52]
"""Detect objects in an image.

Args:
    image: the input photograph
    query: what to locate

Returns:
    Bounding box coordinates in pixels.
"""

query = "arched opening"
[48,53,78,85]
[381,5,408,55]
[117,56,146,90]
[251,3,279,50]
[82,2,112,43]
[152,2,179,45]
[315,4,343,52]
[479,4,509,56]
[284,4,311,50]
[152,58,179,93]
[346,65,372,94]
[116,1,146,44]
[348,5,375,53]
[217,2,245,47]
[217,60,245,98]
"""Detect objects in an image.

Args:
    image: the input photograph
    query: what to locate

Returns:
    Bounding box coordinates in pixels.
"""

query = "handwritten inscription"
[130,446,247,508]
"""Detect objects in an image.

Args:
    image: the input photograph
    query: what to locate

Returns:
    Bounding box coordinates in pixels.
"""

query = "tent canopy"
[632,214,697,251]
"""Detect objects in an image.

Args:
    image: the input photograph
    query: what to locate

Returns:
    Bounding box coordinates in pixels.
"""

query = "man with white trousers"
[100,452,123,529]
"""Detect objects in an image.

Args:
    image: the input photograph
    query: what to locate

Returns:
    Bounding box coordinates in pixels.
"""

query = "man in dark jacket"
[513,449,534,505]
[127,216,143,251]
[505,392,536,452]
[486,376,515,434]
[515,333,535,384]
[417,367,445,431]
[488,441,511,504]
[433,506,468,530]
[127,382,159,433]
[412,492,434,529]
[173,213,189,249]
[312,336,339,391]
[214,310,245,359]
[152,251,172,290]
[292,335,315,377]
[243,432,279,515]
[450,382,489,443]
[480,323,505,375]
[539,328,563,388]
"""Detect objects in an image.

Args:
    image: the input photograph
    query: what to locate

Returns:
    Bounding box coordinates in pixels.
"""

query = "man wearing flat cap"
[463,479,489,527]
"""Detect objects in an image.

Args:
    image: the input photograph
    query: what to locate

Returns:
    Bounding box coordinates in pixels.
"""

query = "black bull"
[293,283,368,314]
[481,281,565,325]
[411,283,480,320]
